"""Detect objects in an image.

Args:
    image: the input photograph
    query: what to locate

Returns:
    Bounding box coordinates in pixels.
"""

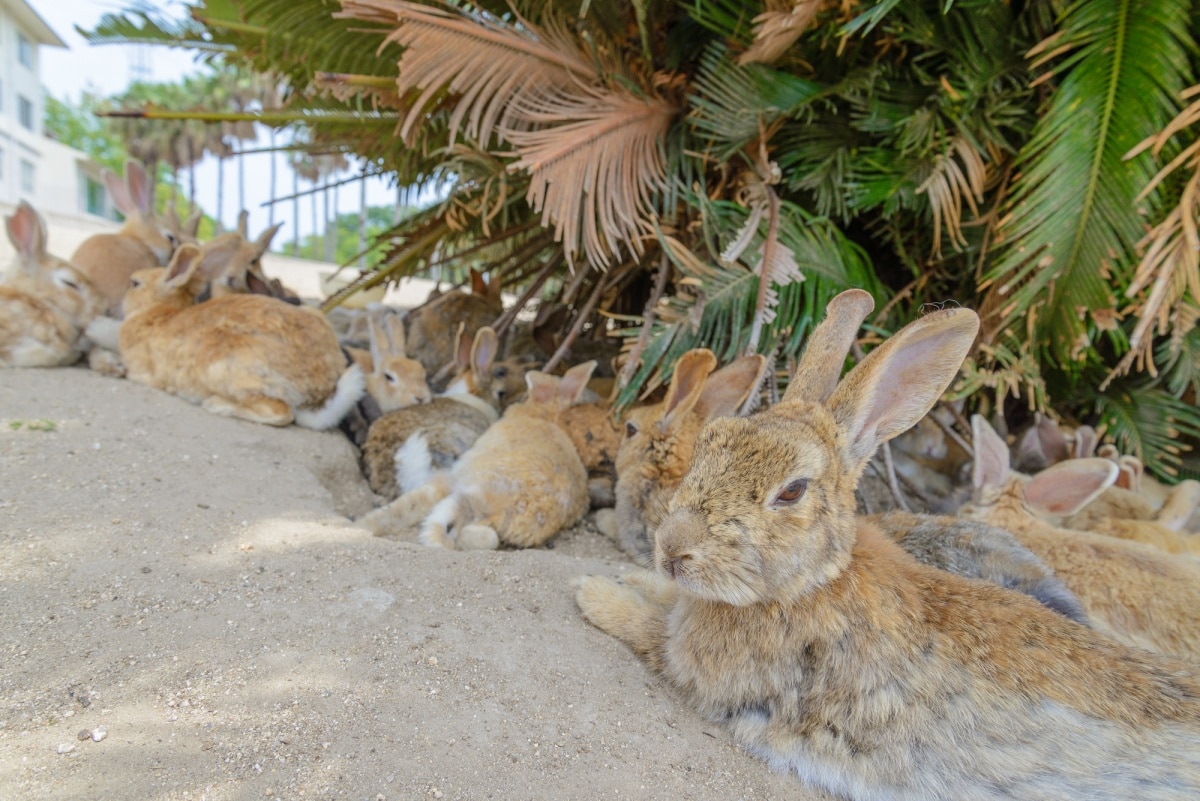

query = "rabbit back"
[0,287,84,366]
[363,396,494,498]
[406,291,500,376]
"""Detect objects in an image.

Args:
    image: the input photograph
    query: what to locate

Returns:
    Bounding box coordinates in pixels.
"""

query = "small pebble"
[141,566,151,574]
[91,726,107,742]
[76,729,90,741]
[56,743,75,754]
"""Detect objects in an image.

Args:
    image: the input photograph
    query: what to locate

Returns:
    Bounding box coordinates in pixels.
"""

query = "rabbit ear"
[471,326,498,376]
[1016,413,1069,469]
[470,268,486,296]
[104,168,135,217]
[185,207,202,237]
[693,354,765,422]
[972,414,1011,492]
[164,244,204,289]
[525,370,558,404]
[6,201,46,265]
[385,314,407,356]
[1022,458,1118,517]
[1116,455,1142,491]
[826,307,979,469]
[197,237,239,283]
[1073,424,1097,459]
[559,361,597,404]
[125,159,152,214]
[255,221,284,254]
[237,210,250,239]
[367,316,387,373]
[452,321,472,372]
[783,289,875,405]
[660,349,717,431]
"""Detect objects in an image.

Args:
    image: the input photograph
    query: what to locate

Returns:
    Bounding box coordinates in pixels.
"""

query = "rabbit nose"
[664,554,690,578]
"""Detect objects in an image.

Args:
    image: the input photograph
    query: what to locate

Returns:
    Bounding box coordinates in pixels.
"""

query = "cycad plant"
[86,0,1200,479]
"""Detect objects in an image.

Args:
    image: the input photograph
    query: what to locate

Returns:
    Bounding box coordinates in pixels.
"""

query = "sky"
[34,0,409,251]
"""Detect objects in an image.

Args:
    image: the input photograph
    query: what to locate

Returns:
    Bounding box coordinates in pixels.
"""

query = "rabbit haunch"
[118,244,363,429]
[1,202,105,367]
[578,291,1200,800]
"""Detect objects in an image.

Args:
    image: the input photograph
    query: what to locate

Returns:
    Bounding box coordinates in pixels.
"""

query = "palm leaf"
[986,0,1195,369]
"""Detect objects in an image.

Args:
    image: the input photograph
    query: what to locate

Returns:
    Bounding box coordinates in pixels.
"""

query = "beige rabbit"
[71,159,176,316]
[558,401,622,507]
[578,290,1200,800]
[962,414,1200,662]
[361,326,509,500]
[405,269,502,379]
[613,350,766,563]
[201,214,298,304]
[1,202,105,367]
[119,244,363,429]
[362,312,431,413]
[365,362,596,550]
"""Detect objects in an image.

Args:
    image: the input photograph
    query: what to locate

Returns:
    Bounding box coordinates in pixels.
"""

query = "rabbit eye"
[166,233,177,246]
[61,278,80,291]
[130,278,142,288]
[773,479,808,507]
[493,366,508,379]
[625,421,639,439]
[385,371,398,384]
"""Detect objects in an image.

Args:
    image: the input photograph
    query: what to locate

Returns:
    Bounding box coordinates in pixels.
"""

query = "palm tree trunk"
[237,148,245,217]
[268,129,277,226]
[359,168,368,270]
[311,179,319,260]
[292,167,299,257]
[170,166,178,206]
[325,181,337,263]
[322,179,332,263]
[216,156,225,233]
[146,158,159,210]
[189,157,197,212]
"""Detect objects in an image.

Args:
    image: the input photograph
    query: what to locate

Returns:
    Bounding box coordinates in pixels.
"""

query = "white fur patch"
[295,363,365,430]
[395,432,433,495]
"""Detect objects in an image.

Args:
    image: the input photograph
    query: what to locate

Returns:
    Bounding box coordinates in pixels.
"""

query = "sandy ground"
[0,366,814,801]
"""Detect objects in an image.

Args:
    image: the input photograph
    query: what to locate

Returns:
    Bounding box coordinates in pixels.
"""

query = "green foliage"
[44,93,127,174]
[280,204,416,266]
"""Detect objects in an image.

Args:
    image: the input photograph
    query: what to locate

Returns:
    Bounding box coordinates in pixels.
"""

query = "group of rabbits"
[8,161,1200,797]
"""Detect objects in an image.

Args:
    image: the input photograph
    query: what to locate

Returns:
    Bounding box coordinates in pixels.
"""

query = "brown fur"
[71,160,175,316]
[365,363,595,550]
[118,245,361,429]
[405,270,502,378]
[613,350,765,563]
[962,414,1200,661]
[360,326,507,501]
[1,202,105,367]
[579,292,1200,800]
[363,313,431,413]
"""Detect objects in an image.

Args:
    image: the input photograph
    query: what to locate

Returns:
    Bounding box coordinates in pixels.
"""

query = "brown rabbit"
[962,414,1200,662]
[578,291,1200,800]
[405,269,502,379]
[201,214,298,304]
[363,313,431,413]
[71,159,176,315]
[361,326,506,500]
[613,350,766,563]
[364,362,596,550]
[558,401,622,507]
[1,202,105,367]
[119,244,363,429]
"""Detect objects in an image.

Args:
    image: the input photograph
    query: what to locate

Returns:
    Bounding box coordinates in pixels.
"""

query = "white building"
[0,0,113,226]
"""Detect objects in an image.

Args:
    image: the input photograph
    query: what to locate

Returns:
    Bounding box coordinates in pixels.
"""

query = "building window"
[17,33,33,70]
[20,159,35,193]
[18,95,33,131]
[85,176,106,216]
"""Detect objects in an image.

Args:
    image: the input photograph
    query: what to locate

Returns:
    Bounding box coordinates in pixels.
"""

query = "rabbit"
[118,243,363,429]
[870,511,1089,624]
[558,401,622,508]
[961,413,1200,662]
[405,269,502,380]
[363,312,431,413]
[200,214,299,305]
[71,159,177,316]
[364,362,596,550]
[0,202,106,367]
[163,205,202,247]
[578,290,1200,800]
[613,349,766,564]
[361,326,506,500]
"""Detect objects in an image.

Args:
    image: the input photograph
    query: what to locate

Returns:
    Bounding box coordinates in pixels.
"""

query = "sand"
[0,366,814,801]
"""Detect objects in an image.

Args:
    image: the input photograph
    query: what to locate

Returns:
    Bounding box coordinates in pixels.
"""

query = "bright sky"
[34,0,406,251]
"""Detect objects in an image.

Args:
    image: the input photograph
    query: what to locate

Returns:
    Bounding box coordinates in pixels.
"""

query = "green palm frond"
[1091,383,1200,481]
[986,0,1196,369]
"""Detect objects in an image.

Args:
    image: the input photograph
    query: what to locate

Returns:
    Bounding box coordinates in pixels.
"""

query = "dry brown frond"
[504,85,676,268]
[915,138,986,258]
[1103,86,1200,389]
[337,0,597,144]
[737,1,827,66]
